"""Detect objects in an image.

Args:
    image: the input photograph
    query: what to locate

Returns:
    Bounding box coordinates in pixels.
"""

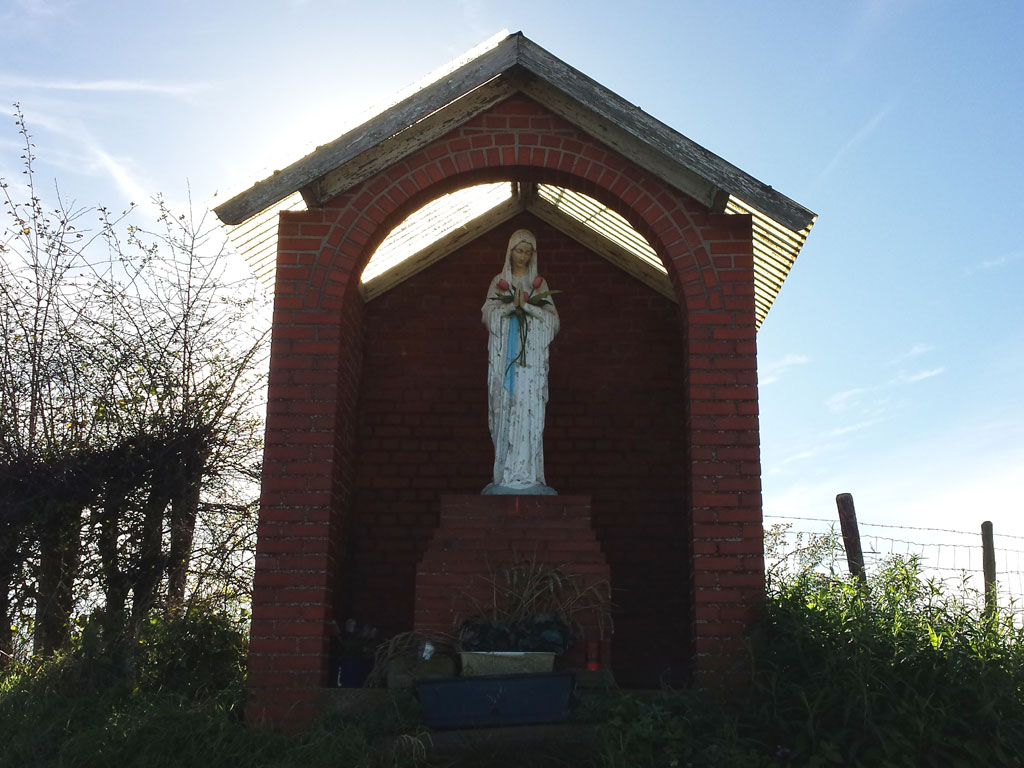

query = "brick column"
[683,212,764,684]
[245,211,364,729]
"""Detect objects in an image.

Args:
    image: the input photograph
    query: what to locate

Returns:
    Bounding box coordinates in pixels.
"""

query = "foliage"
[0,611,374,768]
[598,531,1024,768]
[0,105,268,662]
[458,553,613,653]
[6,533,1024,766]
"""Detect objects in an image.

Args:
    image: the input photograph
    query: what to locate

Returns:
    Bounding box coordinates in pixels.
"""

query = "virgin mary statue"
[481,229,559,495]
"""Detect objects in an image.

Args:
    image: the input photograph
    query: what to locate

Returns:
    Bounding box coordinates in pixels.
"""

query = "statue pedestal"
[414,494,611,665]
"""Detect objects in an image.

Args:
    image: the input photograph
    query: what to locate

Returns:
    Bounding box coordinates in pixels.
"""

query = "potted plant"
[456,554,612,676]
[415,555,612,728]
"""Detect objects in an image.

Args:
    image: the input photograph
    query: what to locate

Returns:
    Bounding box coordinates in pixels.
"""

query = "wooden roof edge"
[214,31,816,234]
[213,33,524,226]
[513,37,815,232]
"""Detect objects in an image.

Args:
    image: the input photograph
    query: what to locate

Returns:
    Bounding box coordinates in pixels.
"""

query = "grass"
[595,540,1024,767]
[4,541,1024,767]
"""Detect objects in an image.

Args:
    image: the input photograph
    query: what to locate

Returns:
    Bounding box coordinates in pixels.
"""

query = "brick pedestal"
[415,494,611,663]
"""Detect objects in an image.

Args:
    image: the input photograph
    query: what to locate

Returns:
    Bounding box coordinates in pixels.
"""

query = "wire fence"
[764,510,1024,614]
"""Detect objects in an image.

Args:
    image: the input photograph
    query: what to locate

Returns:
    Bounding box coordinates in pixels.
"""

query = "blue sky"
[3,1,1022,545]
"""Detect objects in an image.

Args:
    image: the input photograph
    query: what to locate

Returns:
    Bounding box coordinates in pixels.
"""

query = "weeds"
[599,535,1024,767]
[6,537,1024,767]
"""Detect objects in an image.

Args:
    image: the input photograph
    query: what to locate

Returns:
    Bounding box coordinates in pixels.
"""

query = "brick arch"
[309,101,719,314]
[349,169,709,319]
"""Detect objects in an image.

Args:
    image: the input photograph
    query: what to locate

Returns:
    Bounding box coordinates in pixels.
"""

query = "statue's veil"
[501,229,538,284]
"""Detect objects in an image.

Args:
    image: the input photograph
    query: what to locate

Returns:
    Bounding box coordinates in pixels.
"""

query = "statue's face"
[510,241,534,270]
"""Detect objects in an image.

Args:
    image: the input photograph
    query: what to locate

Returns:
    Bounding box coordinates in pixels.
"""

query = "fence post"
[836,493,867,585]
[982,520,997,619]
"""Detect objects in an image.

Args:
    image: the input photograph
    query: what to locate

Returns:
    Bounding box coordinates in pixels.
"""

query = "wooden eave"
[213,33,816,236]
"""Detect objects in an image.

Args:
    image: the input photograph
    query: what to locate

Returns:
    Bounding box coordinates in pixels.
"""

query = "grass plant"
[5,535,1024,766]
[597,534,1024,767]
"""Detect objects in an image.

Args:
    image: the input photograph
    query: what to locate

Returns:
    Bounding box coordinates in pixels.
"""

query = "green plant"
[458,553,613,653]
[364,630,458,689]
[749,551,1024,767]
[598,532,1024,767]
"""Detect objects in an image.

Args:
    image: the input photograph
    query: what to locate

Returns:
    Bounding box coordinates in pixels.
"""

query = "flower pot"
[417,671,575,728]
[460,650,555,676]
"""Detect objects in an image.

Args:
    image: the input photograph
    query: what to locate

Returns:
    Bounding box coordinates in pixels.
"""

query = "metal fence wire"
[764,511,1024,613]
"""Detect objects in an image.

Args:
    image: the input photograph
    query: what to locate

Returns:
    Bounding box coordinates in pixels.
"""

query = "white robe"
[482,272,559,493]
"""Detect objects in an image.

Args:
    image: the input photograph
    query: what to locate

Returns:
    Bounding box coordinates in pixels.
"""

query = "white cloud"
[764,440,844,477]
[827,363,943,415]
[892,367,945,384]
[887,343,933,364]
[17,0,60,13]
[964,251,1024,277]
[817,101,896,181]
[828,418,884,437]
[0,74,215,97]
[825,387,871,414]
[8,109,156,213]
[759,353,810,386]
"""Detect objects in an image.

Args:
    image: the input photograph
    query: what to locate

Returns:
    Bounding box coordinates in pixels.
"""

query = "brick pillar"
[684,212,764,685]
[245,211,364,729]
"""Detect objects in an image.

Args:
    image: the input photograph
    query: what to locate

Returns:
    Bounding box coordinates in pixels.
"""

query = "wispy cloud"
[759,353,811,386]
[828,363,944,415]
[963,251,1024,277]
[12,0,63,17]
[826,387,872,415]
[765,443,837,476]
[829,418,885,437]
[887,343,933,364]
[10,108,155,210]
[891,367,945,385]
[817,101,896,182]
[0,73,215,97]
[86,144,150,207]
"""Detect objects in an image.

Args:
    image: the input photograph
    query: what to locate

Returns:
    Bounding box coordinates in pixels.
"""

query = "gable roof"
[215,32,816,325]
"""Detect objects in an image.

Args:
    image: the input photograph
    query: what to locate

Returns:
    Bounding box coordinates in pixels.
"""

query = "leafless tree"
[0,106,268,661]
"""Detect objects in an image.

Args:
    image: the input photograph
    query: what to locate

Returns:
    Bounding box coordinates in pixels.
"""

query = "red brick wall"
[246,216,366,726]
[414,494,612,670]
[348,215,687,685]
[249,92,763,727]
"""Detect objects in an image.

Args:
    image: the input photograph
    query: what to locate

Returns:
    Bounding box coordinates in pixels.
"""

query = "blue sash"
[504,312,519,395]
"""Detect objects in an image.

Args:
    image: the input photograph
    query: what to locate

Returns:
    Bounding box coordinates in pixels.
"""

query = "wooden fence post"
[982,520,997,619]
[836,493,867,585]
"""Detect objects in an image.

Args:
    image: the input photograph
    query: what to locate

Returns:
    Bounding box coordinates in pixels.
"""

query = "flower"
[532,275,544,289]
[496,278,510,292]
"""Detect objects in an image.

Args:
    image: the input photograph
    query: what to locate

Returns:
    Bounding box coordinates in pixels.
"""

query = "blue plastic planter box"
[416,672,575,729]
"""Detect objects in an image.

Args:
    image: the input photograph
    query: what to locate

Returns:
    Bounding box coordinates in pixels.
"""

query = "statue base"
[414,494,611,667]
[481,482,557,496]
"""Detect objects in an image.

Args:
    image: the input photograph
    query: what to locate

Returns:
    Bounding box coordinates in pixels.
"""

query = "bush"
[753,556,1024,767]
[599,550,1024,768]
[7,542,1024,767]
[134,606,248,703]
[0,608,377,768]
